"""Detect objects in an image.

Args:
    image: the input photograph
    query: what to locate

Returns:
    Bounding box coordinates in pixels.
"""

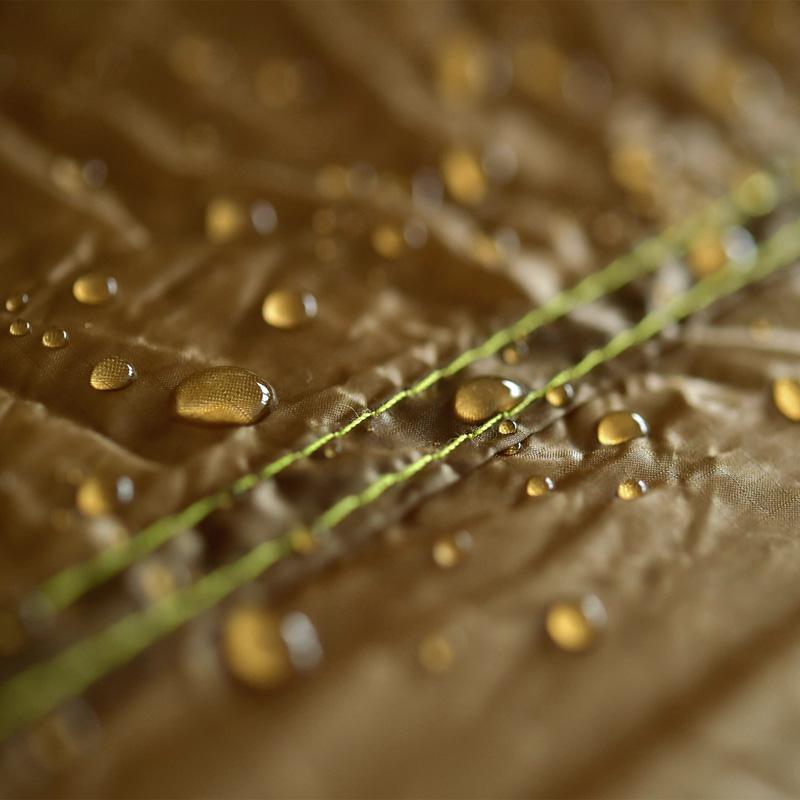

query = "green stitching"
[30,181,764,615]
[3,216,799,743]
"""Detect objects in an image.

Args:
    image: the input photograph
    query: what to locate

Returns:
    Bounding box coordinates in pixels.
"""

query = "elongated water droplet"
[262,290,318,329]
[76,475,134,517]
[453,376,526,423]
[42,327,69,349]
[616,478,648,500]
[773,378,800,421]
[499,441,523,456]
[432,530,472,569]
[498,419,517,435]
[173,366,272,425]
[5,292,29,312]
[90,357,136,391]
[545,383,574,408]
[9,319,31,336]
[545,594,607,653]
[596,410,648,445]
[72,272,118,305]
[526,476,555,497]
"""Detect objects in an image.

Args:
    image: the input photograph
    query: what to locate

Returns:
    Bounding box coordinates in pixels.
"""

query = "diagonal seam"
[3,215,799,744]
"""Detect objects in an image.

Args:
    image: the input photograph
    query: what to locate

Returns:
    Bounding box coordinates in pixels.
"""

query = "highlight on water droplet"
[545,594,607,653]
[72,272,118,305]
[90,357,137,391]
[499,441,523,456]
[453,376,526,423]
[441,147,487,206]
[173,366,272,425]
[41,327,69,349]
[9,319,31,337]
[432,529,472,569]
[497,419,517,435]
[596,410,649,445]
[616,478,648,500]
[262,289,318,330]
[76,475,135,518]
[5,292,29,313]
[545,383,574,408]
[773,377,800,421]
[206,197,246,244]
[526,476,555,497]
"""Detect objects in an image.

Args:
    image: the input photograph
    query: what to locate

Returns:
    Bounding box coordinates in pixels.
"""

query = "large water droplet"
[9,319,30,337]
[773,378,800,421]
[72,272,118,305]
[76,475,134,517]
[616,478,648,500]
[453,376,526,423]
[545,383,574,408]
[262,290,318,329]
[545,595,607,653]
[173,366,272,425]
[497,419,517,435]
[90,357,137,391]
[596,410,648,445]
[41,327,69,349]
[432,530,472,569]
[526,476,555,497]
[5,292,29,313]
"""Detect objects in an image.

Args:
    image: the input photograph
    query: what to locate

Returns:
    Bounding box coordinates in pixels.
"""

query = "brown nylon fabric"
[2,1,800,798]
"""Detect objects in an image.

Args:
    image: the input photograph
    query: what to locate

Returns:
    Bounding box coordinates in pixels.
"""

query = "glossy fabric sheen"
[1,2,800,798]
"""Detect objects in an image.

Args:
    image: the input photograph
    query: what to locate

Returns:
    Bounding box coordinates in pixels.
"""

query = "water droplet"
[596,410,649,445]
[417,634,455,675]
[616,478,648,500]
[41,327,69,349]
[545,595,607,653]
[441,148,487,206]
[501,342,528,365]
[498,419,517,435]
[734,171,778,217]
[322,440,342,459]
[371,224,404,259]
[133,559,177,601]
[262,289,318,329]
[8,319,30,336]
[773,378,800,421]
[499,441,523,456]
[289,528,320,555]
[89,357,136,391]
[72,272,118,305]
[173,366,272,426]
[526,476,555,497]
[5,292,29,312]
[206,197,246,243]
[688,230,726,278]
[250,201,277,235]
[76,475,134,517]
[50,157,84,194]
[545,383,574,408]
[432,530,472,569]
[453,376,526,423]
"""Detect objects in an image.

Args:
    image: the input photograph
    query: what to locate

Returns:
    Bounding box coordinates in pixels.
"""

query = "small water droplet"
[545,383,574,408]
[497,419,517,435]
[206,197,246,243]
[526,476,555,497]
[499,441,523,456]
[596,410,649,445]
[453,376,526,423]
[432,530,472,569]
[72,272,118,305]
[773,378,800,421]
[417,633,455,675]
[76,475,134,517]
[734,171,778,217]
[371,224,404,259]
[441,148,487,206]
[688,230,726,278]
[8,319,30,336]
[322,440,342,459]
[5,292,29,312]
[616,478,648,500]
[501,341,528,365]
[545,594,607,653]
[41,327,69,349]
[89,357,136,391]
[133,559,177,602]
[289,528,320,555]
[262,289,318,329]
[173,366,272,426]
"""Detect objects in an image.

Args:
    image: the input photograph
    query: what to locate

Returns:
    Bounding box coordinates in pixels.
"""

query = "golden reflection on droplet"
[441,148,487,206]
[76,475,134,518]
[526,476,555,497]
[471,232,502,268]
[206,197,246,244]
[432,530,472,569]
[453,376,526,423]
[498,419,517,435]
[545,595,607,653]
[72,272,118,305]
[41,327,69,349]
[545,383,574,408]
[417,633,455,675]
[499,442,523,456]
[616,478,648,501]
[610,145,654,194]
[262,289,318,330]
[5,292,29,312]
[221,606,293,689]
[596,410,649,445]
[89,357,136,391]
[322,440,342,459]
[9,319,31,337]
[734,171,778,217]
[289,528,320,555]
[371,224,404,259]
[773,378,800,421]
[0,607,25,657]
[173,366,272,426]
[501,342,528,365]
[688,230,726,278]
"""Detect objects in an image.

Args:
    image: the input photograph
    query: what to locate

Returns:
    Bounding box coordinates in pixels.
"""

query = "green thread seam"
[3,216,799,744]
[32,187,757,614]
